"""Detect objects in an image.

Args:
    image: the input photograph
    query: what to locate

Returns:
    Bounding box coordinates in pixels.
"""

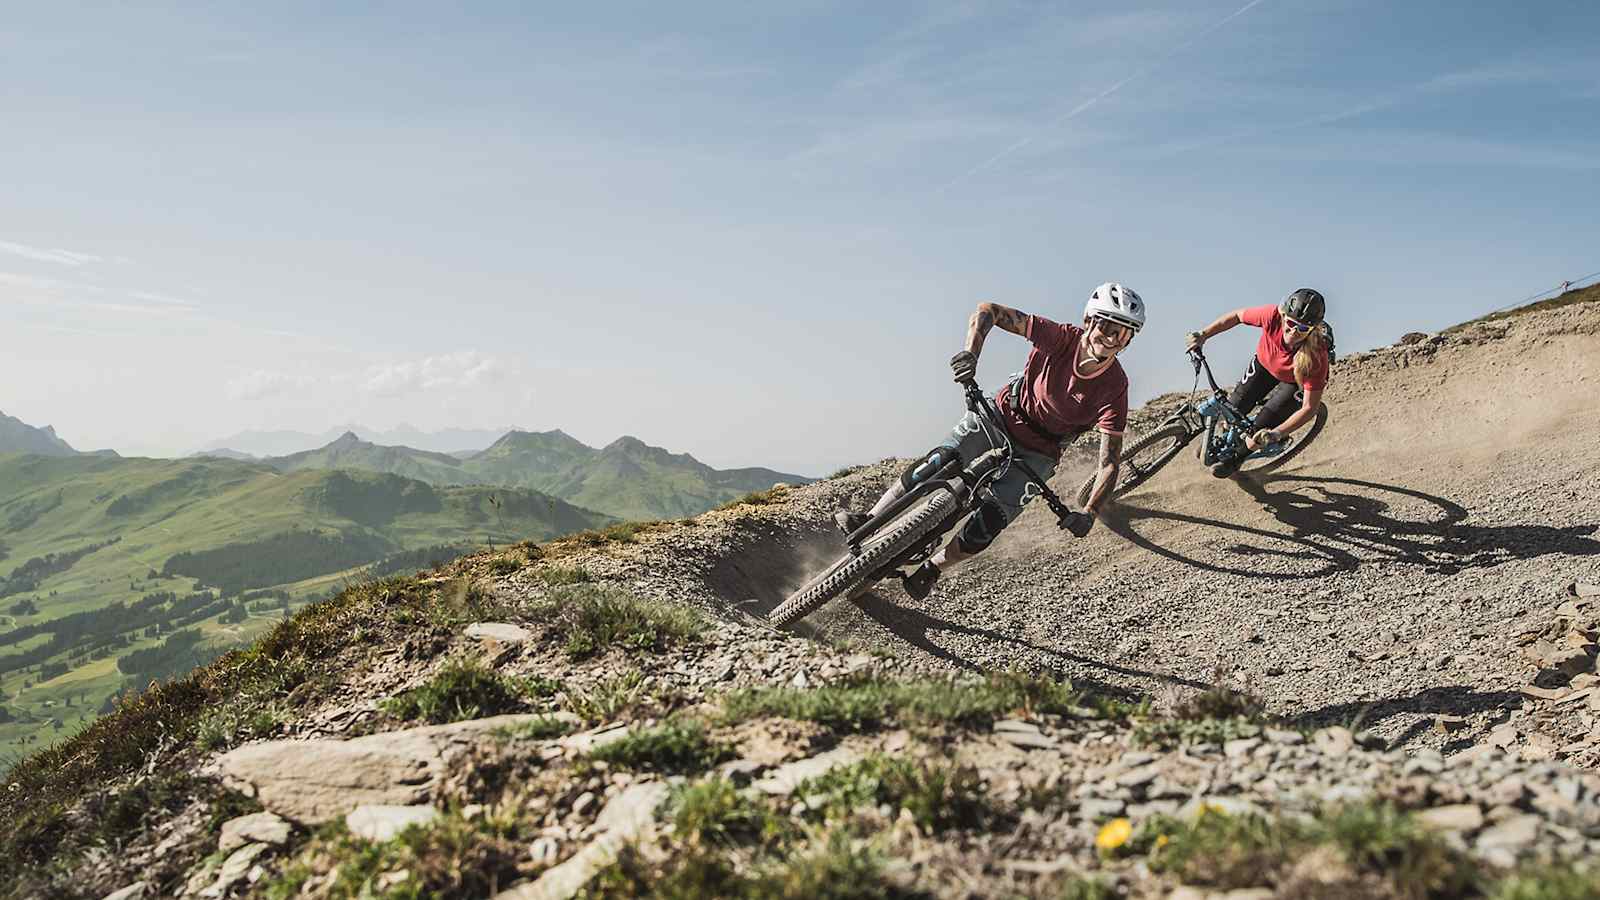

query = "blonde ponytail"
[1293,324,1329,385]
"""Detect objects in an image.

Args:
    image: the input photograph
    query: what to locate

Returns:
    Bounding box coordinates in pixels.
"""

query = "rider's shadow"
[1101,473,1600,579]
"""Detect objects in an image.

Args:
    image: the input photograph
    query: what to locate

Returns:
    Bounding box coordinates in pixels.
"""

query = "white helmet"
[1084,282,1146,333]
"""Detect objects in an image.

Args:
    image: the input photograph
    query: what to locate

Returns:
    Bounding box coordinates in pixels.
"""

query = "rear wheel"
[1074,422,1191,507]
[769,490,959,628]
[1239,402,1329,475]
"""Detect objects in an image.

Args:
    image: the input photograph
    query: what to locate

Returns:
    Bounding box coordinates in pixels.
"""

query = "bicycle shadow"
[845,589,1210,700]
[1290,683,1524,750]
[1100,472,1600,579]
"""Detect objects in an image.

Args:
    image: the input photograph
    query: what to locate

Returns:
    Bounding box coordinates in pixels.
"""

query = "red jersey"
[1239,304,1329,392]
[994,315,1129,458]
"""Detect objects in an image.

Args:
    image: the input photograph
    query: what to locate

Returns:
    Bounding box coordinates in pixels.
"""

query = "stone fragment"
[1535,648,1595,687]
[199,843,270,898]
[1433,715,1467,734]
[101,884,149,900]
[1312,727,1355,757]
[219,811,292,852]
[464,622,533,644]
[1475,814,1541,854]
[1114,764,1161,788]
[1519,685,1571,702]
[1569,582,1600,599]
[1224,738,1261,759]
[495,783,669,900]
[1415,804,1484,833]
[998,730,1058,751]
[1077,798,1126,820]
[218,713,550,824]
[993,719,1040,734]
[752,747,861,796]
[346,805,441,842]
[1264,728,1305,745]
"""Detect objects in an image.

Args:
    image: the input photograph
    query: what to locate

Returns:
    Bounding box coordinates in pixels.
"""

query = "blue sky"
[3,1,1596,474]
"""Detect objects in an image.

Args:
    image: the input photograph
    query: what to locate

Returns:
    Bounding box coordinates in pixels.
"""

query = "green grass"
[565,670,648,723]
[586,829,922,899]
[716,486,789,510]
[1130,801,1477,899]
[532,565,593,586]
[589,718,734,774]
[795,754,997,834]
[381,659,537,724]
[721,672,1140,733]
[538,584,706,661]
[573,521,662,546]
[825,465,864,480]
[668,777,791,848]
[1489,865,1600,900]
[260,813,523,900]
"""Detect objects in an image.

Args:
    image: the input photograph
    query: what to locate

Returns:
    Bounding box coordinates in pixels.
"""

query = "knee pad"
[900,446,962,492]
[956,501,1009,555]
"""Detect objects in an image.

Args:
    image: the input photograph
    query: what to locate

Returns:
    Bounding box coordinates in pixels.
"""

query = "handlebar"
[955,377,1080,527]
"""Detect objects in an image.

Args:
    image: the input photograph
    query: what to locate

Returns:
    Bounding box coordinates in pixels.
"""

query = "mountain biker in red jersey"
[834,283,1146,600]
[1185,288,1333,478]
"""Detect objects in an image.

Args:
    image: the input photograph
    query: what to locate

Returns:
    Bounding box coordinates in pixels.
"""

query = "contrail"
[941,0,1272,189]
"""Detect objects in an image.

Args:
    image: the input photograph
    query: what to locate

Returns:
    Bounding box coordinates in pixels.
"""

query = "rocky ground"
[9,294,1600,899]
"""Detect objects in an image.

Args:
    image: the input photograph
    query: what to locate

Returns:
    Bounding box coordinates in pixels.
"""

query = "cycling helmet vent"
[1280,288,1326,325]
[1084,282,1147,332]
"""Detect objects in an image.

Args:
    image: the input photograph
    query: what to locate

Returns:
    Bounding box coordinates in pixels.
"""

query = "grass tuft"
[717,486,789,510]
[381,659,533,724]
[494,715,575,742]
[573,521,662,546]
[796,754,997,834]
[565,670,647,724]
[668,777,790,848]
[539,584,705,661]
[589,718,734,774]
[260,813,522,900]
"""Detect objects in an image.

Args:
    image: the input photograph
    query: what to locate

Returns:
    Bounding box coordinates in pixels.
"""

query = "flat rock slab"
[752,746,862,796]
[101,884,149,900]
[495,783,670,900]
[998,730,1058,751]
[219,811,292,852]
[347,804,442,842]
[199,842,269,898]
[217,713,554,824]
[465,623,534,644]
[1415,804,1485,833]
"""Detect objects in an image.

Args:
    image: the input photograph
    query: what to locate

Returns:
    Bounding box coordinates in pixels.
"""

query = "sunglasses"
[1091,318,1133,340]
[1284,317,1314,334]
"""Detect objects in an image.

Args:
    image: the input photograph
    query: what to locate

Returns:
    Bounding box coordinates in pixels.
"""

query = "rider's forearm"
[965,304,997,358]
[1083,432,1124,515]
[1197,311,1242,340]
[1275,406,1315,435]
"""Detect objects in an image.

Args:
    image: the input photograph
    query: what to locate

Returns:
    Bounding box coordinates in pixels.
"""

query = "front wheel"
[1239,402,1329,475]
[769,490,959,628]
[1074,422,1192,508]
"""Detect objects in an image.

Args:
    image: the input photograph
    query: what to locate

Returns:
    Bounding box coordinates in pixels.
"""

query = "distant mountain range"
[197,425,518,457]
[264,429,809,521]
[0,412,117,458]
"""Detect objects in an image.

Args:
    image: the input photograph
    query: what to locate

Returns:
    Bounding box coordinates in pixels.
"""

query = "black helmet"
[1280,288,1326,325]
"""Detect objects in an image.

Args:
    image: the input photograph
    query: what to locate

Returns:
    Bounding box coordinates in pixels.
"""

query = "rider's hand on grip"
[1061,510,1094,538]
[1251,429,1282,449]
[950,350,978,383]
[1185,331,1205,353]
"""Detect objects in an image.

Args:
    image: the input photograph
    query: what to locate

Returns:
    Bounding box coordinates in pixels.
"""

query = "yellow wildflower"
[1095,818,1133,852]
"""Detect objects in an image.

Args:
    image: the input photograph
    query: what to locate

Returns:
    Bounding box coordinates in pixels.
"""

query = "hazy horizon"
[6,2,1596,475]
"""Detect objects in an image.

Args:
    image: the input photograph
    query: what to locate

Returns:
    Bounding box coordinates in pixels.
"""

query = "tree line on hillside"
[363,543,476,579]
[162,529,392,594]
[0,538,120,599]
[0,588,222,677]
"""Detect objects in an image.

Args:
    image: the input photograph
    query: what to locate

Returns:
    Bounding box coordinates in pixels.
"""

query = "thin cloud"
[0,238,104,267]
[226,369,318,401]
[363,351,505,397]
[941,0,1272,189]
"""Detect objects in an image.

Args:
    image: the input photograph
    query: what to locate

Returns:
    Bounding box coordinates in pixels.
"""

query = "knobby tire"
[1074,422,1191,507]
[769,490,958,628]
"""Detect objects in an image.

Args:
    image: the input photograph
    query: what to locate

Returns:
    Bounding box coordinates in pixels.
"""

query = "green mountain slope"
[0,453,611,749]
[259,428,809,521]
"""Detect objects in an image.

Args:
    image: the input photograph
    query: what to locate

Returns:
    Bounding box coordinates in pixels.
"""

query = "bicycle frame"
[1171,351,1295,467]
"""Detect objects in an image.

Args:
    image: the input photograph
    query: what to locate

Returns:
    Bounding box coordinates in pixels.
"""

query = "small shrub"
[1132,717,1264,749]
[587,830,912,900]
[382,659,530,724]
[1490,864,1600,900]
[826,465,863,480]
[544,585,704,660]
[574,521,660,546]
[487,557,522,576]
[590,718,733,774]
[717,487,788,510]
[534,566,592,587]
[260,814,521,900]
[1059,878,1117,900]
[566,670,646,723]
[669,777,789,848]
[196,701,288,750]
[797,754,996,833]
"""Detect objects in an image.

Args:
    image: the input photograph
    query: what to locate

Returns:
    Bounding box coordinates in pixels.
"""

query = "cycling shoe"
[901,562,941,600]
[833,510,870,537]
[1210,453,1244,478]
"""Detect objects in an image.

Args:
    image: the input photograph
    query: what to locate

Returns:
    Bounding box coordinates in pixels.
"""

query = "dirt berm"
[8,291,1600,899]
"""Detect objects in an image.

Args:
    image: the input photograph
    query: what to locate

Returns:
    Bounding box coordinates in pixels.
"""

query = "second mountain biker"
[833,283,1148,600]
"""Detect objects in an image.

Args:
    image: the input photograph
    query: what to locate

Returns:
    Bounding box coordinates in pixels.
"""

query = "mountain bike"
[769,376,1081,628]
[1072,348,1328,507]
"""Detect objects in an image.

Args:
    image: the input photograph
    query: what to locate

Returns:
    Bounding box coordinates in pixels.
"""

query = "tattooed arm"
[965,302,1029,359]
[1082,431,1124,516]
